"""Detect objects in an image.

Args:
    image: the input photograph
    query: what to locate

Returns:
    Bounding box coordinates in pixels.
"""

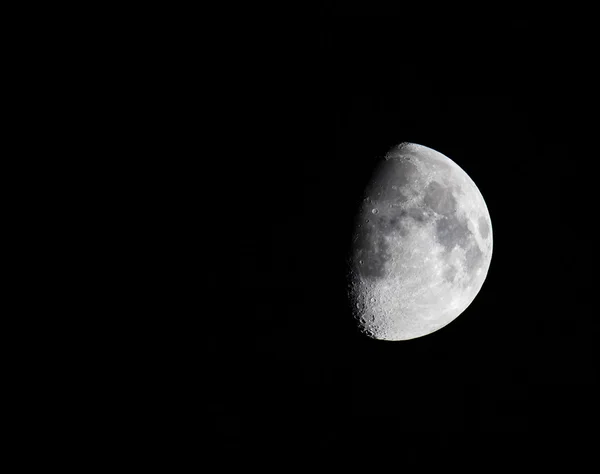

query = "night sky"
[210,10,597,460]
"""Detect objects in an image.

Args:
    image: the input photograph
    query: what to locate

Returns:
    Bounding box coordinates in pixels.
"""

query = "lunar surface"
[348,142,493,341]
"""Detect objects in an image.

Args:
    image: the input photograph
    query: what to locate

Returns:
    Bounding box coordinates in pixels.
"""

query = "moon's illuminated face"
[349,143,493,341]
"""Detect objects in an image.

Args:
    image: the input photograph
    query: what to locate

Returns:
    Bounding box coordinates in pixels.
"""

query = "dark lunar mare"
[435,214,471,253]
[366,158,418,203]
[352,158,420,281]
[423,178,487,285]
[443,264,458,283]
[353,155,486,287]
[352,216,392,280]
[353,204,433,281]
[478,216,490,239]
[424,181,458,215]
[465,244,484,274]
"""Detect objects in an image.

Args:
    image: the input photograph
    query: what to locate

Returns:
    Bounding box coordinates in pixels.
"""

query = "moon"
[348,142,493,341]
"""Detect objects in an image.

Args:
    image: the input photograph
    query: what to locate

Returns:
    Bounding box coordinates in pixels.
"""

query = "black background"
[209,10,597,460]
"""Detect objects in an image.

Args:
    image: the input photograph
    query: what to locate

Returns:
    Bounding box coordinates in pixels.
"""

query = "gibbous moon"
[348,142,493,341]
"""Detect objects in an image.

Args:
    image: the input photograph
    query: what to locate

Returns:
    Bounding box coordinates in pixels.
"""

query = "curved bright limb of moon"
[349,142,493,341]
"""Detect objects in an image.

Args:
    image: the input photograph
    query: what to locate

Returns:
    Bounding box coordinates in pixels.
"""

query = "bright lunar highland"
[348,143,493,341]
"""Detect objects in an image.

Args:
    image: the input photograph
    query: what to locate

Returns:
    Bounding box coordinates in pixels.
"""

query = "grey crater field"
[348,142,493,341]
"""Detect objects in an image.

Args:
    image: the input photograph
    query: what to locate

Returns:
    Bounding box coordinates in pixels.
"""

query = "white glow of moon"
[349,143,493,341]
